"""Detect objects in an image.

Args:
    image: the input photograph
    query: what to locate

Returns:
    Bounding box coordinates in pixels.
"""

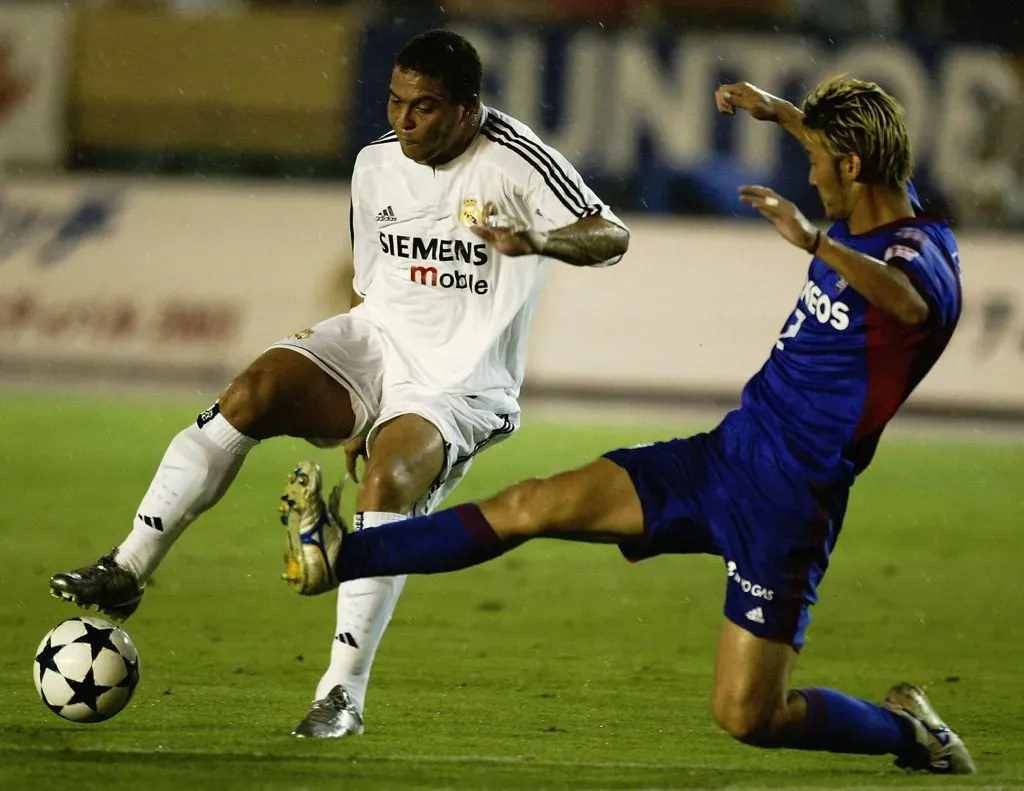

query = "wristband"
[807,229,823,256]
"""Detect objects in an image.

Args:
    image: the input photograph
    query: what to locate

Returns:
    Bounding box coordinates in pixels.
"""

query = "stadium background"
[2,2,1023,789]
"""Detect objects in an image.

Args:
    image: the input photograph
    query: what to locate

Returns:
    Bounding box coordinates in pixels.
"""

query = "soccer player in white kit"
[49,29,630,737]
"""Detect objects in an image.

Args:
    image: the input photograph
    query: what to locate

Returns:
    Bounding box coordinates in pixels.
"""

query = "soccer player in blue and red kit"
[284,76,973,773]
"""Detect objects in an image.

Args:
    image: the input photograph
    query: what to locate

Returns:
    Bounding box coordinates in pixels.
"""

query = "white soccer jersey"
[349,106,626,396]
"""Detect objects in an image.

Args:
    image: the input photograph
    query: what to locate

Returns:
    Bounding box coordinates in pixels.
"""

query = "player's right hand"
[344,435,367,484]
[715,82,780,121]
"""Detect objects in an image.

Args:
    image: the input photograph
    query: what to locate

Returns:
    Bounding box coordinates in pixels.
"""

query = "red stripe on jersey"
[775,497,832,644]
[848,300,958,474]
[848,307,926,473]
[847,229,961,475]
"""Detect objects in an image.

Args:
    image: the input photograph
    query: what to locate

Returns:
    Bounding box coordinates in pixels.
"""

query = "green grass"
[1,392,1022,789]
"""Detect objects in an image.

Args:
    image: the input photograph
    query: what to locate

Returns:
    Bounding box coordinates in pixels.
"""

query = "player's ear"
[842,154,862,183]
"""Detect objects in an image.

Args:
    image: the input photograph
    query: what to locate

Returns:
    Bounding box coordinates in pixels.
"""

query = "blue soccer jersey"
[739,213,962,484]
[606,187,963,648]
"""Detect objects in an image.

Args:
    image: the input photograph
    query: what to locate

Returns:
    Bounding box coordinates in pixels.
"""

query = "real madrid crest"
[460,198,483,227]
[288,328,314,340]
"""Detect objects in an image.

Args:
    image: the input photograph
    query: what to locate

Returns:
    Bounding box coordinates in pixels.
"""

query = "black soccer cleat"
[49,550,144,622]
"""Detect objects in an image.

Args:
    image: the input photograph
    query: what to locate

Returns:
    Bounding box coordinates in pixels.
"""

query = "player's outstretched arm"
[468,214,629,267]
[715,82,808,145]
[739,185,929,326]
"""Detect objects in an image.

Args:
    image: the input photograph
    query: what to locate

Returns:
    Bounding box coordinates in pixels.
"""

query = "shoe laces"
[73,552,123,580]
[893,710,953,771]
[305,687,356,725]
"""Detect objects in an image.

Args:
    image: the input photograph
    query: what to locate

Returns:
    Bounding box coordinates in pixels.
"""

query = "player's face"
[387,68,467,165]
[805,134,852,221]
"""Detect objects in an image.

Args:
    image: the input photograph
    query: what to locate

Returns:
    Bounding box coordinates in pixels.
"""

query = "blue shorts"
[604,412,849,650]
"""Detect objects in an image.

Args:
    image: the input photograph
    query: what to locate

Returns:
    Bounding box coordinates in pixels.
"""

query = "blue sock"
[337,504,508,581]
[795,688,917,756]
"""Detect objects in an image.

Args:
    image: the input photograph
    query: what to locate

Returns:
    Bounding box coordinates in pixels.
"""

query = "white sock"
[314,510,408,710]
[116,411,258,582]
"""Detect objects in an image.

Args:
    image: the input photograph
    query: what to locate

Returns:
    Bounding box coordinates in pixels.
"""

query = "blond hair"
[802,75,913,188]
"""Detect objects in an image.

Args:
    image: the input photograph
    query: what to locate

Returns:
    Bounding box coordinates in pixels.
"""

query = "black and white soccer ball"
[33,616,141,723]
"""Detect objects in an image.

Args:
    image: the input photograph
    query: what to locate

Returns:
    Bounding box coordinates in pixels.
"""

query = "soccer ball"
[33,616,141,723]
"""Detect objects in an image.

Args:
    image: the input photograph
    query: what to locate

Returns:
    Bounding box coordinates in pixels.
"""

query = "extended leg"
[49,348,359,620]
[333,456,645,582]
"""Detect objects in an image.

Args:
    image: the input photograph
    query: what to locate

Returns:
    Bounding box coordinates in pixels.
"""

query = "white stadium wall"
[2,177,1022,418]
[0,177,353,388]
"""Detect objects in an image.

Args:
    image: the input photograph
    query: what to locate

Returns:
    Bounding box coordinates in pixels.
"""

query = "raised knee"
[218,363,281,435]
[491,478,567,537]
[359,463,419,514]
[712,698,777,746]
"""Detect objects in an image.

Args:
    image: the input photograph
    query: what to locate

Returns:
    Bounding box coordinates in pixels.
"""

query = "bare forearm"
[529,216,629,267]
[772,99,809,145]
[815,235,929,325]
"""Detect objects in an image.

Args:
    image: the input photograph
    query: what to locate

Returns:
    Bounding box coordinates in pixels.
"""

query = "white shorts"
[269,313,521,515]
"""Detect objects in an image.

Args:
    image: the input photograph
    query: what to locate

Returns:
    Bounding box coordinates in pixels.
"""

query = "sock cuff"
[796,688,827,732]
[453,503,502,548]
[200,412,258,455]
[355,511,408,530]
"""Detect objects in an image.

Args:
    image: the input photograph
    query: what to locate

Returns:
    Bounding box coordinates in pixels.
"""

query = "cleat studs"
[283,557,302,584]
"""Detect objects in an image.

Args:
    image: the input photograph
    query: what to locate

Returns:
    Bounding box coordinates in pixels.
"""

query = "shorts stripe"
[452,413,515,468]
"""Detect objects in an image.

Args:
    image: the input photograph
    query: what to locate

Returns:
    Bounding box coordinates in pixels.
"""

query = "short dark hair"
[394,29,482,107]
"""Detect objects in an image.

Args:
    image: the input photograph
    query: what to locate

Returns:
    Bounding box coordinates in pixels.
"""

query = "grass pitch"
[1,391,1021,790]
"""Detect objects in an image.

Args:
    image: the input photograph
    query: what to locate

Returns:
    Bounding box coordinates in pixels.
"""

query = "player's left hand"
[738,185,818,252]
[466,201,546,256]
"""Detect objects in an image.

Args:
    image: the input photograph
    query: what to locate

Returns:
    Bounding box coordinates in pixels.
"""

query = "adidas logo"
[335,631,360,648]
[137,513,164,532]
[745,607,765,624]
[375,205,398,224]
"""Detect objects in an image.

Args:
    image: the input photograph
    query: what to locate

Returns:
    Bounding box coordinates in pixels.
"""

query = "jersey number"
[775,309,806,350]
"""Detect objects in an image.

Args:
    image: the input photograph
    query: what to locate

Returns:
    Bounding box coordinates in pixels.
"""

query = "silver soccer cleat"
[292,684,364,739]
[882,682,976,774]
[279,461,346,596]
